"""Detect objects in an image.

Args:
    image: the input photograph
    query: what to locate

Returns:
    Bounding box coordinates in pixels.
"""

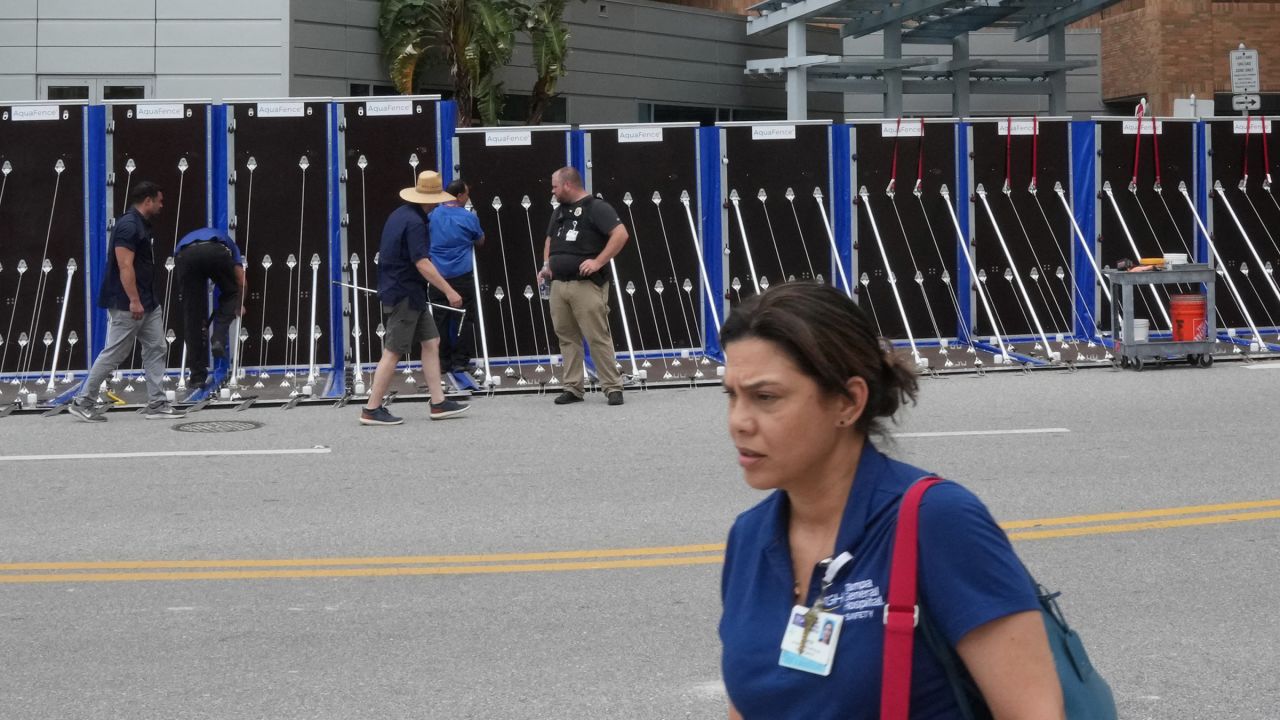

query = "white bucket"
[1121,318,1150,342]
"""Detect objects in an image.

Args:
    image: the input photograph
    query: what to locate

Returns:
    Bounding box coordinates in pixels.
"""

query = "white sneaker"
[144,402,184,419]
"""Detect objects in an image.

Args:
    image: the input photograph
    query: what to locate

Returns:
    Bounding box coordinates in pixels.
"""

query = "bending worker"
[174,227,245,390]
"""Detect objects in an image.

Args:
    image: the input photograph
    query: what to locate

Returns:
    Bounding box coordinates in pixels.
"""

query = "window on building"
[640,102,787,126]
[39,77,152,102]
[498,94,568,125]
[45,85,91,101]
[729,107,786,122]
[103,85,147,101]
[350,83,401,97]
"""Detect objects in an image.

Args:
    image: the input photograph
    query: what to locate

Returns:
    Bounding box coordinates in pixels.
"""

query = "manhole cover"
[173,420,263,433]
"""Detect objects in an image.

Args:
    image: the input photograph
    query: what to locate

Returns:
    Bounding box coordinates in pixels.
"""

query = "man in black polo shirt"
[535,167,629,406]
[174,227,246,390]
[360,170,470,426]
[69,181,181,421]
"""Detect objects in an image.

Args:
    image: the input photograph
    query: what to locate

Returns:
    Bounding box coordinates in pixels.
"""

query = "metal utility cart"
[1105,264,1216,371]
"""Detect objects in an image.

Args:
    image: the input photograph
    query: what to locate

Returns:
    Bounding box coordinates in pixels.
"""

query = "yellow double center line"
[3,499,1279,585]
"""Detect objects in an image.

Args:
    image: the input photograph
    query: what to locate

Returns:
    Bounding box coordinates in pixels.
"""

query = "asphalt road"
[2,359,1278,719]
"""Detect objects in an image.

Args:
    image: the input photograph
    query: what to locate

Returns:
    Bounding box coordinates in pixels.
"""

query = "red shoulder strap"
[880,476,944,720]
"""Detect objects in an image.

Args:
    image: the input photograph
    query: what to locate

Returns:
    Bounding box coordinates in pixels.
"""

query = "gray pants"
[77,307,168,404]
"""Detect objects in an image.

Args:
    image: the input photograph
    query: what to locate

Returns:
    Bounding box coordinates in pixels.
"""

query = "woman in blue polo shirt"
[718,283,1064,719]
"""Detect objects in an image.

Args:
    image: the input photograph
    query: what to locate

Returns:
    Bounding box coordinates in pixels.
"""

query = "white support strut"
[1054,182,1112,304]
[307,254,320,384]
[729,190,762,294]
[607,260,640,377]
[1102,181,1172,327]
[858,186,924,365]
[1180,183,1263,347]
[1214,180,1280,307]
[679,190,722,332]
[45,259,76,391]
[939,185,1008,361]
[975,184,1058,360]
[349,254,364,393]
[470,258,494,386]
[812,187,852,296]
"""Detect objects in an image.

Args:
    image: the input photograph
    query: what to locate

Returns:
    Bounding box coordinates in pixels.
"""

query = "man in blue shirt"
[173,227,246,390]
[361,171,470,426]
[428,179,485,373]
[69,181,181,421]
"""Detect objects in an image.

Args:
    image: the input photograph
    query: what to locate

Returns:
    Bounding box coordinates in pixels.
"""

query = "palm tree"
[522,0,578,125]
[379,0,519,127]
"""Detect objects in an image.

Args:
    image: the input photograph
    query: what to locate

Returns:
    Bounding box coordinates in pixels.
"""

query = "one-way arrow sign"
[1232,94,1262,112]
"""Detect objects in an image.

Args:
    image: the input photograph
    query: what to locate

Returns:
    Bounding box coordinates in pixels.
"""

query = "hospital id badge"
[778,604,843,676]
[564,229,579,243]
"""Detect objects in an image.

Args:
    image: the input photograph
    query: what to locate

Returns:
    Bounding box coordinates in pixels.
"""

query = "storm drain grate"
[173,420,263,433]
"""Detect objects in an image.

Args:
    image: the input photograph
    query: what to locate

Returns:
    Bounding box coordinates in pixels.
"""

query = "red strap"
[1131,103,1145,188]
[880,476,944,720]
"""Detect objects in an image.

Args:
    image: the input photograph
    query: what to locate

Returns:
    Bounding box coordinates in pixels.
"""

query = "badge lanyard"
[798,550,853,651]
[778,550,854,677]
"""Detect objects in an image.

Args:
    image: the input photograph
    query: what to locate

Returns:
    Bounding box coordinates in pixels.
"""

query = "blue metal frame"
[85,105,108,360]
[325,101,345,397]
[210,104,229,232]
[953,121,973,344]
[831,124,854,300]
[1070,120,1097,339]
[1194,120,1209,264]
[439,101,456,179]
[698,126,724,359]
[570,129,586,177]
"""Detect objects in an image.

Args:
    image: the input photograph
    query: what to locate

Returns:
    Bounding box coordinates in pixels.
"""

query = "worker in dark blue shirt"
[428,178,484,373]
[361,171,470,426]
[70,181,181,421]
[174,227,246,389]
[717,283,1063,719]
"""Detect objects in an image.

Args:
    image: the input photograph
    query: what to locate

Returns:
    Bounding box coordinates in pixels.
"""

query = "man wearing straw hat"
[360,170,470,426]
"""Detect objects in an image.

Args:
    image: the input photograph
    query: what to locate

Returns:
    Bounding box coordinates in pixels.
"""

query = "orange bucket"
[1170,294,1207,341]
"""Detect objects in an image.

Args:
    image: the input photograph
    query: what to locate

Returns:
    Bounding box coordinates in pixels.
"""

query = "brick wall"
[1088,0,1280,113]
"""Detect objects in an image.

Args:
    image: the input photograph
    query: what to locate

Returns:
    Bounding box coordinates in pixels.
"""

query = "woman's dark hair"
[719,283,918,437]
[445,178,468,196]
[129,181,164,206]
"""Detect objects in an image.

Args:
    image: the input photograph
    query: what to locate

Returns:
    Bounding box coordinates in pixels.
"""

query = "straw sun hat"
[400,170,455,204]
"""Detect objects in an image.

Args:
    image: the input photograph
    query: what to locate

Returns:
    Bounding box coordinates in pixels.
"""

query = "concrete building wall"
[553,0,845,121]
[0,0,290,103]
[284,0,845,122]
[289,0,386,98]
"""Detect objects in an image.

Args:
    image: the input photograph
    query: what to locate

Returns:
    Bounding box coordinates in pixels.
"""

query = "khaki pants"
[548,279,622,395]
